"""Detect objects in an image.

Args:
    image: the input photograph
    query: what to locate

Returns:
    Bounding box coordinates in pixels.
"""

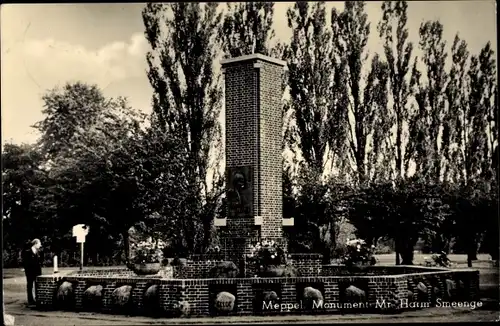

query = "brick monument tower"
[215,54,293,276]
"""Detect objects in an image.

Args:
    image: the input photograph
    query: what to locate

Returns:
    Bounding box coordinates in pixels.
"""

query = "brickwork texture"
[220,55,286,276]
[36,267,480,317]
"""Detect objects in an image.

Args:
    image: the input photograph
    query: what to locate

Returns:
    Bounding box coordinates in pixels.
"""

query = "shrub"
[423,251,451,267]
[373,243,394,255]
[263,290,279,302]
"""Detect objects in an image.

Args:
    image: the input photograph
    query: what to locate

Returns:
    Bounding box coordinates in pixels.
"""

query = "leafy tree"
[423,41,497,264]
[219,2,278,58]
[286,1,339,173]
[2,143,48,257]
[33,82,110,161]
[290,164,354,262]
[422,34,469,256]
[445,181,497,266]
[470,42,497,184]
[478,184,499,261]
[142,3,225,254]
[348,179,450,265]
[443,34,469,183]
[284,2,339,260]
[377,0,419,182]
[32,82,195,261]
[333,1,390,183]
[416,20,448,182]
[454,42,497,265]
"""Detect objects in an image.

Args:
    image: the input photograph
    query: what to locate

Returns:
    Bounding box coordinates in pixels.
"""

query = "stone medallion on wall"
[226,166,253,218]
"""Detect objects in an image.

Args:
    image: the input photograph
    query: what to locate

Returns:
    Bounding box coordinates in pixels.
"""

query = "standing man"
[22,239,42,305]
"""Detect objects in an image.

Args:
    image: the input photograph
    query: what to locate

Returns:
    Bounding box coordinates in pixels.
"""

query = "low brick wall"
[71,269,134,277]
[72,267,174,279]
[289,254,323,277]
[36,267,481,317]
[171,253,323,279]
[321,265,449,276]
[173,260,226,279]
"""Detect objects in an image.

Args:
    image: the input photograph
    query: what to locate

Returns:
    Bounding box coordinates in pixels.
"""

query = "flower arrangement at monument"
[247,239,286,266]
[247,239,293,276]
[340,238,376,270]
[130,238,165,275]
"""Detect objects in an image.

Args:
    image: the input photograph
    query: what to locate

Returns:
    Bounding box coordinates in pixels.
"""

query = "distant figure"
[22,239,42,305]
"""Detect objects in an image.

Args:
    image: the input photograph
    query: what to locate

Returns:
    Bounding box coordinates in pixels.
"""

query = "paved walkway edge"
[5,308,478,325]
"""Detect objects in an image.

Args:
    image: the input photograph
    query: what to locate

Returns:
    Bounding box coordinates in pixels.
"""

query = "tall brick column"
[217,54,287,276]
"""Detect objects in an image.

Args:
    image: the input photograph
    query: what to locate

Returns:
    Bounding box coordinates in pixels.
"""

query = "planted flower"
[340,238,376,269]
[130,237,165,265]
[247,239,287,268]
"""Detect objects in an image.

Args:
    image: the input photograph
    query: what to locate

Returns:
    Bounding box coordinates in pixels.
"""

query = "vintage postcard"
[1,2,498,325]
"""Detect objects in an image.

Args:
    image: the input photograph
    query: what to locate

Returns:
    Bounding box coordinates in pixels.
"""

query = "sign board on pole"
[72,224,89,243]
[72,224,89,271]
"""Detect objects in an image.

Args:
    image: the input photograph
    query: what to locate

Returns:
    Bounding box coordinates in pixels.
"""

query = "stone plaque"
[227,166,253,218]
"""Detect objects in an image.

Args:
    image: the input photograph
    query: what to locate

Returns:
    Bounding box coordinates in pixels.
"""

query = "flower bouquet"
[130,237,165,275]
[340,238,376,272]
[247,239,290,277]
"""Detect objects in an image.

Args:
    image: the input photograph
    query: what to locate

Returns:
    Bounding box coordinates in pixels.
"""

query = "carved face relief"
[227,166,253,218]
[233,172,246,191]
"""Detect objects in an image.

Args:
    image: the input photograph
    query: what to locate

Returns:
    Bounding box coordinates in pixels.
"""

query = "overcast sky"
[1,1,497,145]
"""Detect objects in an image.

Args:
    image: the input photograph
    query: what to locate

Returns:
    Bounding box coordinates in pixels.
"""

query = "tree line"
[2,1,497,267]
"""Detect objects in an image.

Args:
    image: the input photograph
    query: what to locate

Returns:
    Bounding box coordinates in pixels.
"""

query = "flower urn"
[133,262,161,275]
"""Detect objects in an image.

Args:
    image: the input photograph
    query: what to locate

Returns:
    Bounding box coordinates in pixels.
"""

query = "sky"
[1,1,497,146]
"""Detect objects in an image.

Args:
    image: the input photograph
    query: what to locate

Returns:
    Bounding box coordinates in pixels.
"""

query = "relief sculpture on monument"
[226,166,253,218]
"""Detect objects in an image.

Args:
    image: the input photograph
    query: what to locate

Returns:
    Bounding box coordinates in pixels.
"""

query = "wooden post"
[53,255,59,274]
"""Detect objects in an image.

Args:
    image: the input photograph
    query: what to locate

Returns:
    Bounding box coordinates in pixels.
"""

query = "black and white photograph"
[1,1,498,325]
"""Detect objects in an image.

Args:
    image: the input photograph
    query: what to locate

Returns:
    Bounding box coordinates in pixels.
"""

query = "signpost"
[72,224,89,271]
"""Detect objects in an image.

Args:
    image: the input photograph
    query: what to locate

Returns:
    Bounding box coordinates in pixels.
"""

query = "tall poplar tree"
[219,2,278,58]
[333,1,390,184]
[443,35,469,183]
[474,42,497,184]
[284,2,340,259]
[142,3,224,253]
[377,0,418,181]
[417,20,448,183]
[286,1,339,173]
